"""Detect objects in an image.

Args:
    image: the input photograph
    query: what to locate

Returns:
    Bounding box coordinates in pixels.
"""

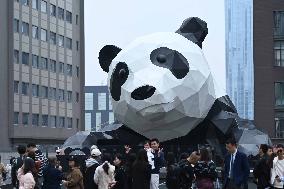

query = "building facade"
[225,0,254,120]
[0,0,85,151]
[254,0,284,138]
[85,86,114,132]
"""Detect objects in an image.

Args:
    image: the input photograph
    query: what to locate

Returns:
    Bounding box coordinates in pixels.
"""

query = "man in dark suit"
[223,138,250,189]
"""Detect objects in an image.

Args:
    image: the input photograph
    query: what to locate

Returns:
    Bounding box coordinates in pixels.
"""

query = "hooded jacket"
[84,157,99,189]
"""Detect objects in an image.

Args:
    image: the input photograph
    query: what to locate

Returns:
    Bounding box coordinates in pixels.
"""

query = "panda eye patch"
[110,62,129,101]
[150,47,189,79]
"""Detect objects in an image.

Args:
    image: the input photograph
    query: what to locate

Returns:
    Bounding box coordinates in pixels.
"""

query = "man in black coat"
[84,148,101,189]
[11,145,26,188]
[253,144,271,189]
[42,156,63,189]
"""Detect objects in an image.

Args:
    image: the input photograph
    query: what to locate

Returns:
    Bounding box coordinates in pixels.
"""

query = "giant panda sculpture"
[97,17,258,147]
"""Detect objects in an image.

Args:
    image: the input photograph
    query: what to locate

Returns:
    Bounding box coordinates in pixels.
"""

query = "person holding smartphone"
[271,144,284,188]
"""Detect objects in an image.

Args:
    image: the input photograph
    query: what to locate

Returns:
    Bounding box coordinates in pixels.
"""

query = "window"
[41,86,48,98]
[22,22,29,36]
[66,64,72,76]
[109,95,112,110]
[67,118,72,128]
[32,54,39,68]
[76,15,79,25]
[276,82,284,106]
[85,113,91,131]
[58,35,64,47]
[14,50,19,63]
[14,81,19,94]
[32,25,38,39]
[41,28,47,41]
[50,116,56,127]
[59,62,64,73]
[76,118,79,129]
[274,11,284,37]
[32,84,39,97]
[66,37,72,49]
[50,59,56,72]
[76,92,79,102]
[14,19,19,33]
[76,66,79,77]
[96,113,101,131]
[22,82,29,95]
[32,114,39,126]
[41,0,47,13]
[76,41,79,51]
[14,112,19,125]
[42,115,48,127]
[22,52,29,65]
[67,91,72,103]
[21,0,29,6]
[66,11,72,23]
[109,112,114,124]
[50,4,56,17]
[41,57,48,70]
[59,117,65,128]
[32,0,38,9]
[22,113,29,125]
[58,7,64,20]
[50,31,56,45]
[98,93,107,110]
[275,41,284,67]
[49,88,56,100]
[58,89,64,101]
[85,93,93,110]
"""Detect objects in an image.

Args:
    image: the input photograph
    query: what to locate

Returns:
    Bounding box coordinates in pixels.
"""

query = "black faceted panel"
[110,62,129,101]
[150,47,189,79]
[176,17,208,48]
[99,45,121,72]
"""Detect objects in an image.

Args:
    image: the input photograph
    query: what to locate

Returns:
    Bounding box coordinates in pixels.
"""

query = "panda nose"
[131,85,156,100]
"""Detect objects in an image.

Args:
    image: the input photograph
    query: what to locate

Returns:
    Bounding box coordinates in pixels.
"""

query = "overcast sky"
[85,0,226,90]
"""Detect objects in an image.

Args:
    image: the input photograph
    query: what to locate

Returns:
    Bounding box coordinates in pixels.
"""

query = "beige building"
[0,0,85,151]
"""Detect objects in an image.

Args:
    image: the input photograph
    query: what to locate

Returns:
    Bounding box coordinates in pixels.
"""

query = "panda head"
[98,17,221,141]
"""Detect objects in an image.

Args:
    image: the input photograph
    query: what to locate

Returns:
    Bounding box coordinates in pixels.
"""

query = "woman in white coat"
[94,153,116,189]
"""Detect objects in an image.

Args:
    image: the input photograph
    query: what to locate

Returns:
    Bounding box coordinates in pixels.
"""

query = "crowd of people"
[0,137,284,189]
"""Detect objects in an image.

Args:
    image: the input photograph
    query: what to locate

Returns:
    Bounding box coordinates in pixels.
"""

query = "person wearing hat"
[84,148,101,189]
[62,156,84,189]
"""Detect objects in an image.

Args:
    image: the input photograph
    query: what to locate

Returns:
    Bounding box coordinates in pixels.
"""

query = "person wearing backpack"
[194,148,217,189]
[11,145,26,189]
[0,157,7,187]
[166,151,199,189]
[166,152,179,189]
[84,148,101,189]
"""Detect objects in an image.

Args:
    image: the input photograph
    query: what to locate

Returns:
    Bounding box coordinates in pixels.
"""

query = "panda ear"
[99,45,122,72]
[176,17,208,48]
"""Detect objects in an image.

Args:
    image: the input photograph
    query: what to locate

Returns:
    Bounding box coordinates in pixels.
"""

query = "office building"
[0,0,85,151]
[85,86,114,132]
[225,0,254,120]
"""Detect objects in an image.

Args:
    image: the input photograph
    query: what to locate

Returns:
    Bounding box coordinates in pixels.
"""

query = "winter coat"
[84,158,99,189]
[131,162,151,189]
[65,167,84,189]
[94,161,115,189]
[42,164,63,189]
[0,163,6,186]
[194,161,217,189]
[17,168,36,189]
[113,165,128,189]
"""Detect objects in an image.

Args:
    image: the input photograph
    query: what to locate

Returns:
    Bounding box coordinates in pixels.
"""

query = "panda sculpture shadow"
[96,17,268,156]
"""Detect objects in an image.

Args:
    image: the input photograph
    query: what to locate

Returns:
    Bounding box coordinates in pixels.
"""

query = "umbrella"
[235,128,271,156]
[61,130,113,150]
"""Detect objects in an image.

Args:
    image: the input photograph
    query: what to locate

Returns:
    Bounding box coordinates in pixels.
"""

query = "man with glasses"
[271,144,284,188]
